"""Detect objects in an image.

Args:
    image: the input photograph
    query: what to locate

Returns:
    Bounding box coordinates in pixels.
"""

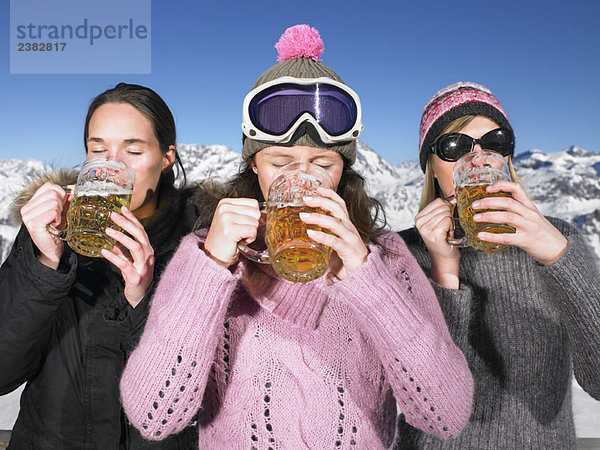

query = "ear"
[251,163,258,175]
[162,145,177,173]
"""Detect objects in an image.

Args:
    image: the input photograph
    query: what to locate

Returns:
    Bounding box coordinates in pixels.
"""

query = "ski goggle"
[242,76,363,145]
[431,128,515,162]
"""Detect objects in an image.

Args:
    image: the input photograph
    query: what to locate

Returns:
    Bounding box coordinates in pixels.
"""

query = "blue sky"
[1,0,598,168]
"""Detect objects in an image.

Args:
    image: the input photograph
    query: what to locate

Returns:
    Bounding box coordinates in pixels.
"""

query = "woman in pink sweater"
[120,25,473,449]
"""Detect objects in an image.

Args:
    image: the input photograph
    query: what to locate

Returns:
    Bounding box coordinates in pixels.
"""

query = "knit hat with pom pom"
[242,24,358,164]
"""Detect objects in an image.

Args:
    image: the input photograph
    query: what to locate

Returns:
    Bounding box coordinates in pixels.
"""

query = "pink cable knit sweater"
[120,231,473,449]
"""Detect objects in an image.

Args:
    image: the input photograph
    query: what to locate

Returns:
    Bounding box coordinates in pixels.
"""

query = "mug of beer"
[447,150,515,253]
[238,162,333,283]
[49,158,134,257]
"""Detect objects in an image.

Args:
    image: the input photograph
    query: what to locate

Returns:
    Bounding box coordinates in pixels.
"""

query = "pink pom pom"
[275,24,324,62]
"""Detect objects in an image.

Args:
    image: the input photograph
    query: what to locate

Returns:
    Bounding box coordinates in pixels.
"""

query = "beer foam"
[295,172,319,183]
[455,167,509,186]
[76,181,133,196]
[270,202,304,208]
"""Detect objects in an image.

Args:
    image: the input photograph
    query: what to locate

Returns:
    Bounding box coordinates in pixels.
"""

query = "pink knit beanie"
[419,82,512,172]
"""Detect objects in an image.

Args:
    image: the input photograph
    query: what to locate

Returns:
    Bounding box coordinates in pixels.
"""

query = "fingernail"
[299,212,309,220]
[473,214,482,221]
[306,229,316,236]
[303,196,313,202]
[105,227,114,234]
[472,201,480,208]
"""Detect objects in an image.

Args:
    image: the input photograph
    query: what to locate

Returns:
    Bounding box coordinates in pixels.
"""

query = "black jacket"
[0,175,222,449]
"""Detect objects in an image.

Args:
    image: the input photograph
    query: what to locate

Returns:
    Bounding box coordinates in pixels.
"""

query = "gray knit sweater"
[395,217,600,449]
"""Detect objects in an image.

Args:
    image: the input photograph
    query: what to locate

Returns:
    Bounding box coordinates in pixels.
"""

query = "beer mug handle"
[45,185,73,241]
[47,225,68,240]
[446,216,468,247]
[237,242,270,263]
[446,235,468,247]
[237,203,270,264]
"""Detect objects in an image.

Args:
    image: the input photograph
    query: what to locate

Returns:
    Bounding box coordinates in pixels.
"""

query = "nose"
[104,148,121,162]
[472,141,485,154]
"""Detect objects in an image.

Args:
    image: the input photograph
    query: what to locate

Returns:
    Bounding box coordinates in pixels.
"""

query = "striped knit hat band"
[419,82,512,172]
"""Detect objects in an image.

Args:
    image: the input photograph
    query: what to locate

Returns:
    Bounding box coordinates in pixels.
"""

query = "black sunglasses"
[431,128,515,162]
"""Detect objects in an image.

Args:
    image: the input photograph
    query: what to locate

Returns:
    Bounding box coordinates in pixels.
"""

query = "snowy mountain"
[1,143,599,261]
[178,143,240,182]
[0,159,50,261]
[514,146,600,256]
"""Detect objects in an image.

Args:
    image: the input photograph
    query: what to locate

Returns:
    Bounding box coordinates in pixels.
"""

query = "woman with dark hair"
[0,83,217,448]
[120,26,473,449]
[395,82,600,448]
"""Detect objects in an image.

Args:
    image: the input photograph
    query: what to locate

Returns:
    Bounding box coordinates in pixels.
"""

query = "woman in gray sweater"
[395,81,600,449]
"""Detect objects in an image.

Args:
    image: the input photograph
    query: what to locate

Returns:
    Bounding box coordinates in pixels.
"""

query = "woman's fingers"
[415,198,453,223]
[101,246,131,272]
[299,210,346,236]
[304,187,350,223]
[21,183,70,227]
[470,182,568,265]
[204,198,263,268]
[299,189,368,279]
[415,198,455,236]
[99,205,157,307]
[214,198,262,226]
[108,209,152,270]
[486,180,536,209]
[105,227,144,264]
[429,210,457,236]
[414,197,461,264]
[473,210,526,230]
[306,228,344,251]
[471,195,531,217]
[20,183,73,268]
[111,207,151,245]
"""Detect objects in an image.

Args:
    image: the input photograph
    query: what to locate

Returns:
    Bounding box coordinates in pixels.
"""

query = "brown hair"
[84,83,186,187]
[419,115,521,211]
[225,157,388,247]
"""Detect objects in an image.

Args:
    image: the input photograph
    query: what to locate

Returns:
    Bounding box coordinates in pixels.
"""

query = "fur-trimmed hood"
[9,169,226,230]
[10,169,78,224]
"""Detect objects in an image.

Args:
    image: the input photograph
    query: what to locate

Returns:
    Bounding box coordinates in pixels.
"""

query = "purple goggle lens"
[248,83,359,137]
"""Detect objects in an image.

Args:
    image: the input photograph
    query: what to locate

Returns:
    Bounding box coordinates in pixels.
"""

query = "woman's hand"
[20,182,72,270]
[101,206,155,308]
[414,197,461,289]
[472,180,567,265]
[299,187,368,280]
[203,198,262,268]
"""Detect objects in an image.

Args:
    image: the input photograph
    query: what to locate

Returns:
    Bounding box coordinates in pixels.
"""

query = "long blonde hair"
[419,115,521,211]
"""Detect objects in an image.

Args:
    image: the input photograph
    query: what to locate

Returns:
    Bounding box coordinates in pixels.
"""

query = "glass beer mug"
[238,162,333,283]
[447,150,515,253]
[49,158,134,257]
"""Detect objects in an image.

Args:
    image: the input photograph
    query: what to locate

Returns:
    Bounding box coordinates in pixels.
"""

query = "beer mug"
[447,150,515,253]
[238,162,333,283]
[49,158,134,257]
